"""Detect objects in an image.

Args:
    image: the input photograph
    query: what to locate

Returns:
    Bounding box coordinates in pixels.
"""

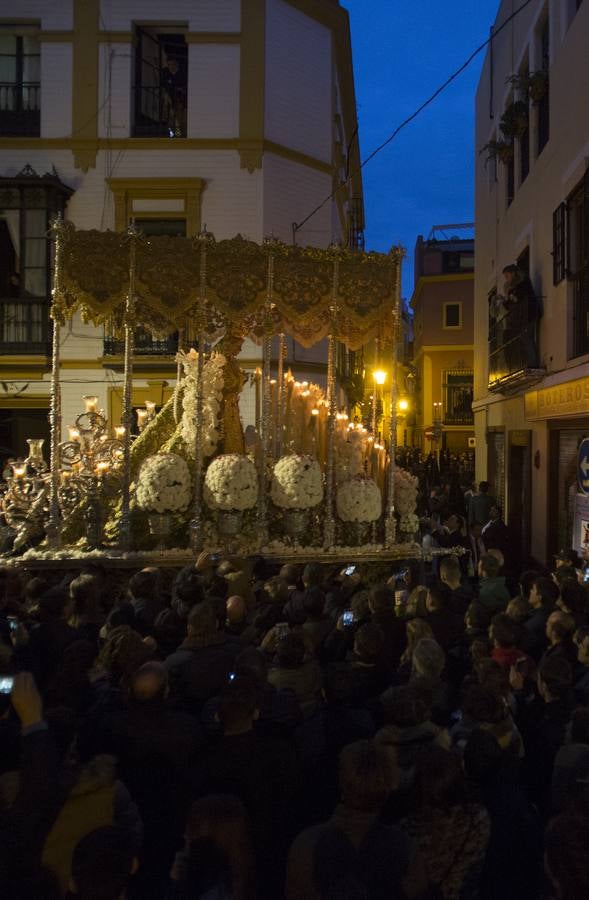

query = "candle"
[68,427,81,443]
[12,465,25,480]
[61,469,72,482]
[114,426,126,440]
[136,409,148,431]
[83,396,98,413]
[145,400,156,417]
[96,461,110,477]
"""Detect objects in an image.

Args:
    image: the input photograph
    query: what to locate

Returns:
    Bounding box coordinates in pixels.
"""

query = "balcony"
[488,304,544,393]
[0,83,40,136]
[104,332,179,356]
[443,373,474,426]
[0,298,51,355]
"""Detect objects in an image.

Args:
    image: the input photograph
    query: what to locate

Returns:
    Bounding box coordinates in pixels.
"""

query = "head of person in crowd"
[411,637,445,683]
[462,683,507,728]
[554,548,583,570]
[23,575,49,609]
[479,481,490,495]
[544,811,589,900]
[506,595,529,624]
[553,565,578,589]
[519,569,539,603]
[529,575,559,610]
[465,601,492,633]
[69,827,137,900]
[173,566,205,619]
[368,584,394,617]
[351,590,371,623]
[279,564,299,589]
[557,579,588,619]
[45,640,98,710]
[478,553,501,582]
[425,582,451,615]
[218,676,259,736]
[178,794,256,900]
[401,618,434,665]
[353,622,385,666]
[263,575,289,607]
[69,574,102,627]
[302,563,323,590]
[473,657,511,700]
[440,556,462,590]
[487,548,505,570]
[127,567,163,614]
[97,625,152,690]
[130,660,169,705]
[546,611,576,648]
[489,612,519,655]
[226,595,248,628]
[186,600,220,648]
[537,655,573,704]
[38,585,73,624]
[338,740,398,812]
[233,646,268,690]
[276,631,306,670]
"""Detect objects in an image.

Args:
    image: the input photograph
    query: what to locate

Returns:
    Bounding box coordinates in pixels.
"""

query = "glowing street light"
[373,369,387,386]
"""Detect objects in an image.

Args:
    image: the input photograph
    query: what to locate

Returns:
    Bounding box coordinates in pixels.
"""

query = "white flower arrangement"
[177,349,225,457]
[394,467,419,519]
[399,513,420,534]
[336,476,382,523]
[203,454,258,511]
[135,453,192,514]
[271,455,323,510]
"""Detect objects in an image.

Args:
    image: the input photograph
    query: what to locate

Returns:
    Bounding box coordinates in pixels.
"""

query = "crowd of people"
[1,524,589,899]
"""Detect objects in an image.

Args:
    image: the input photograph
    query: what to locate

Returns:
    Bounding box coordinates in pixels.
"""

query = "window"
[568,171,589,358]
[133,26,188,138]
[537,16,550,155]
[553,202,566,285]
[442,251,474,273]
[0,29,40,136]
[0,165,72,354]
[443,371,473,425]
[443,302,462,329]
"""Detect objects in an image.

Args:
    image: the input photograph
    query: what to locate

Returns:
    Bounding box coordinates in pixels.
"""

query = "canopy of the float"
[56,224,402,350]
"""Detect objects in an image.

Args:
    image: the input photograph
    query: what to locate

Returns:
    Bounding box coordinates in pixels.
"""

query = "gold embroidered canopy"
[57,224,402,350]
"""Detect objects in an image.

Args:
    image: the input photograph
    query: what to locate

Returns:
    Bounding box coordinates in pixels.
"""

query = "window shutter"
[552,202,566,285]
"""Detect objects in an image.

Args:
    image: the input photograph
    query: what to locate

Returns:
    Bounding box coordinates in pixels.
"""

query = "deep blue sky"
[342,0,500,295]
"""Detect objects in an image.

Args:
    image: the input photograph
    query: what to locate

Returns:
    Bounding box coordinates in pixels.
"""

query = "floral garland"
[177,349,225,458]
[271,455,323,510]
[336,476,382,523]
[135,453,192,514]
[203,454,258,511]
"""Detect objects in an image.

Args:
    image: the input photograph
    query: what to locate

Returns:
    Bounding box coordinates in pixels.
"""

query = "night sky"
[341,0,500,294]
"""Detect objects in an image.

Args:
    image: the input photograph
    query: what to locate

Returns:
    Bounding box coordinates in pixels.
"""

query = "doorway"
[507,432,531,569]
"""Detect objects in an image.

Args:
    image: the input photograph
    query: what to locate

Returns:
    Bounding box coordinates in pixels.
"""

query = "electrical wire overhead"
[293,0,535,238]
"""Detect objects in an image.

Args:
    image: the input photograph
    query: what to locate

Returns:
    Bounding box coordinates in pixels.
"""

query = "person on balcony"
[502,264,540,370]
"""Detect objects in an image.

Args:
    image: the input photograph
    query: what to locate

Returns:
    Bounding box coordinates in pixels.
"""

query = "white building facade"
[473,0,589,566]
[0,0,363,457]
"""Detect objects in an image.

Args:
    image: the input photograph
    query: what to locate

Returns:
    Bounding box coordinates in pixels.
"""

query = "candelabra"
[1,439,51,551]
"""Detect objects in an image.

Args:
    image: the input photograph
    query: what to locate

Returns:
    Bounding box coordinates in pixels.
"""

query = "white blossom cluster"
[399,513,420,534]
[394,467,419,518]
[336,476,382,523]
[177,349,225,457]
[135,453,192,514]
[203,453,258,511]
[335,429,365,481]
[271,455,323,510]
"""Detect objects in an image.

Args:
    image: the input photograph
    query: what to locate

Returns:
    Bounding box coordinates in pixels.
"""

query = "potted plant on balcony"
[498,100,529,140]
[507,70,549,103]
[480,138,514,166]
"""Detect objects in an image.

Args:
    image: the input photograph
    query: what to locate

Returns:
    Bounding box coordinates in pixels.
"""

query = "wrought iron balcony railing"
[488,302,544,392]
[0,82,40,136]
[0,298,51,355]
[104,333,179,356]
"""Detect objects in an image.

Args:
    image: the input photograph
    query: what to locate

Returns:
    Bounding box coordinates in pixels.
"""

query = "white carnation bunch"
[336,476,382,523]
[271,455,323,510]
[399,513,420,533]
[204,453,258,511]
[135,453,192,514]
[177,350,225,457]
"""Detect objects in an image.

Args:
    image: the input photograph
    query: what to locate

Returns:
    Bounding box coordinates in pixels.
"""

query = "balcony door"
[133,27,187,137]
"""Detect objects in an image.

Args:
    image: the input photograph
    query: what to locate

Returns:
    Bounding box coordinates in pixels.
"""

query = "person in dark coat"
[523,576,558,662]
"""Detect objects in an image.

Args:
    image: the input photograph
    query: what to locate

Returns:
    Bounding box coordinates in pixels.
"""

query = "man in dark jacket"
[368,585,406,675]
[523,576,558,662]
[164,600,242,711]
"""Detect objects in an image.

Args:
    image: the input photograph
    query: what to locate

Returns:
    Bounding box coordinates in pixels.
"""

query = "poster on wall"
[573,493,589,555]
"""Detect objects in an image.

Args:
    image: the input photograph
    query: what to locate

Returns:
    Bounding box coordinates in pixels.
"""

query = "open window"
[0,27,40,136]
[133,26,188,138]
